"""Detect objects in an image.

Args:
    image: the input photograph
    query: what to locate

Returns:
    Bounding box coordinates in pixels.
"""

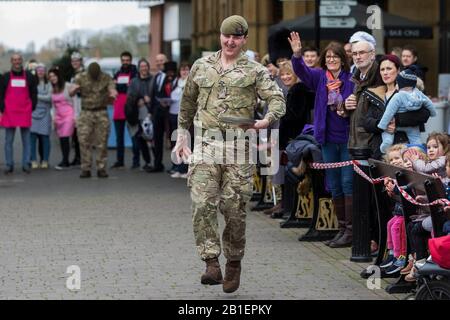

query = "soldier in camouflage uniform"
[70,62,117,178]
[174,15,285,293]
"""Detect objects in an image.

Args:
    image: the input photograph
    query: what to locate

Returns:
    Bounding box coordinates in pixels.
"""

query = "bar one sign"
[386,28,433,38]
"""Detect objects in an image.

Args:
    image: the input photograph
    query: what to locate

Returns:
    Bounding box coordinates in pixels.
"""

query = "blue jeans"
[5,127,31,169]
[30,133,50,162]
[380,126,421,154]
[114,120,125,165]
[321,142,353,198]
[131,129,151,167]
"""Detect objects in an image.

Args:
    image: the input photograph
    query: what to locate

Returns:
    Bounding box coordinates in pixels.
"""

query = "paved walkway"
[0,129,404,299]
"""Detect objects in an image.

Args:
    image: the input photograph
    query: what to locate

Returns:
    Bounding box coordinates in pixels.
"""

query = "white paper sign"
[11,79,26,87]
[320,5,352,17]
[321,17,357,28]
[117,76,130,84]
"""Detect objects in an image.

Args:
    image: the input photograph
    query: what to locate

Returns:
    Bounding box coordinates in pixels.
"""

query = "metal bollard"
[349,148,373,262]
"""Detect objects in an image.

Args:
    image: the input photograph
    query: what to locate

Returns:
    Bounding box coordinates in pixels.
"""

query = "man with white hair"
[342,32,378,153]
[339,32,431,254]
[343,31,430,154]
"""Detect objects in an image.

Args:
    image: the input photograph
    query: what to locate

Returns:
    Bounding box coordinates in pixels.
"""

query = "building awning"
[268,3,433,62]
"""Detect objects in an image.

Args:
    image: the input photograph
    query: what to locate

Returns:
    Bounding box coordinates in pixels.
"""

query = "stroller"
[414,235,450,300]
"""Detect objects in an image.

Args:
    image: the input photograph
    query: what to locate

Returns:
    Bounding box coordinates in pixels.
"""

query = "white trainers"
[180,173,188,179]
[31,161,39,169]
[171,172,181,178]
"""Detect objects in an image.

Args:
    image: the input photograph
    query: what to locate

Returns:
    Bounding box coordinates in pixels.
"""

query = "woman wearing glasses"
[288,32,354,248]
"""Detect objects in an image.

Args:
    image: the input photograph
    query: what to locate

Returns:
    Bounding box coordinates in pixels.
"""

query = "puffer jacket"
[286,133,322,167]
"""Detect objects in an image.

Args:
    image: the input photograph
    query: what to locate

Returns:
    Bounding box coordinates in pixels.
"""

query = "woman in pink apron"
[0,53,37,174]
[111,51,137,169]
[48,68,76,170]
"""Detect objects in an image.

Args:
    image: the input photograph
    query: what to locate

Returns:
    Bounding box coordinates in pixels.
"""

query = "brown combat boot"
[97,170,109,178]
[263,203,282,215]
[324,197,345,246]
[329,196,352,248]
[79,171,91,178]
[223,260,241,293]
[200,258,223,285]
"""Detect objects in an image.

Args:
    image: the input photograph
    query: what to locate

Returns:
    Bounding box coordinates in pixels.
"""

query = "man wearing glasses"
[342,32,430,158]
[339,32,430,260]
[342,32,378,151]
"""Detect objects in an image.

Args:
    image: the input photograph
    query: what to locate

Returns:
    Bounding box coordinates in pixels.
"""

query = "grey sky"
[0,1,149,51]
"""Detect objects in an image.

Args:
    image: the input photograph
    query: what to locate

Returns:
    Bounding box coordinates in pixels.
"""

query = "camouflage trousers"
[77,109,110,171]
[187,139,254,262]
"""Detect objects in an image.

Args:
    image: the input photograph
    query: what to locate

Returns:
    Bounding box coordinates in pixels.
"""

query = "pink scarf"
[326,70,342,94]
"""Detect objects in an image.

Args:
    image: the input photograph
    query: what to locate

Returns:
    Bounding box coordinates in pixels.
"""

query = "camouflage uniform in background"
[75,71,115,172]
[178,50,285,262]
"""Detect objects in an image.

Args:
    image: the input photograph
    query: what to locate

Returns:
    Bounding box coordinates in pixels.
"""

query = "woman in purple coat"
[289,32,355,248]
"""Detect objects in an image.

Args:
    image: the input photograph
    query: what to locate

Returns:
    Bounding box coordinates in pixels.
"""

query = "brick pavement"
[0,129,405,299]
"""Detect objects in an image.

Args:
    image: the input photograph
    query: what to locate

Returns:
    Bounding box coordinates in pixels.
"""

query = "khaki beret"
[220,15,248,36]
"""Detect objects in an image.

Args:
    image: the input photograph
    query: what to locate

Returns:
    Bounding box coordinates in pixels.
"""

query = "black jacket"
[279,82,315,149]
[0,69,37,113]
[150,71,166,115]
[362,87,430,160]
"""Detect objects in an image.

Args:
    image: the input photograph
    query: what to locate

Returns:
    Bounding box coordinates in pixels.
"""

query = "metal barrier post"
[349,148,373,262]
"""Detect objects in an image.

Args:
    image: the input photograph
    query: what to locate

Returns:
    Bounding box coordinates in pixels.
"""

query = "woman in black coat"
[278,61,315,150]
[362,55,431,160]
[269,61,315,218]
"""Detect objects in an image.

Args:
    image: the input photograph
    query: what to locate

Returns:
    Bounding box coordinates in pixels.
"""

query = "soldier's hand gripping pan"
[219,116,256,125]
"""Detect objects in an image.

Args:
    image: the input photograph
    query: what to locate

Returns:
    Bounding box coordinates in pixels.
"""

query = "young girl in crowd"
[402,144,427,170]
[401,141,448,281]
[409,132,449,176]
[48,68,76,170]
[400,145,429,279]
[380,144,409,274]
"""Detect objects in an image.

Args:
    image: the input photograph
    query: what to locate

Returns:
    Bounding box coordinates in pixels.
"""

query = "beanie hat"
[397,69,417,89]
[349,31,376,49]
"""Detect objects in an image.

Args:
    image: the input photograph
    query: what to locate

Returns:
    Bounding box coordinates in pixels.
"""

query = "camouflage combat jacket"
[75,72,115,111]
[178,51,285,131]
